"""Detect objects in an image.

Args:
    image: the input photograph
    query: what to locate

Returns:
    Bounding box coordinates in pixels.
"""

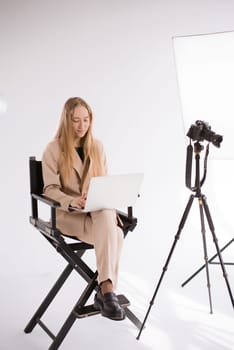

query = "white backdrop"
[0,1,233,349]
[173,31,234,159]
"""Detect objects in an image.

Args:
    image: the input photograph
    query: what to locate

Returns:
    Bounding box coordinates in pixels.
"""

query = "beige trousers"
[59,209,124,289]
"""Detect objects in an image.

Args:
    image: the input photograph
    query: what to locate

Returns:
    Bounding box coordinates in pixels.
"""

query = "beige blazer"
[41,138,107,237]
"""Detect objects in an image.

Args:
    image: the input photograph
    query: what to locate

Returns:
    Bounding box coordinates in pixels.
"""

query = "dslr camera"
[187,120,223,148]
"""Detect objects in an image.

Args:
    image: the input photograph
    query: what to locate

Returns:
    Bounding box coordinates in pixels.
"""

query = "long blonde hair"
[55,97,105,188]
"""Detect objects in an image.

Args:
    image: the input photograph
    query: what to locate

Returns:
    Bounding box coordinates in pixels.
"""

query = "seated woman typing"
[42,97,125,321]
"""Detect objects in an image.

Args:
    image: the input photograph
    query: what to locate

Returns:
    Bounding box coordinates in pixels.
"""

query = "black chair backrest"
[29,156,44,195]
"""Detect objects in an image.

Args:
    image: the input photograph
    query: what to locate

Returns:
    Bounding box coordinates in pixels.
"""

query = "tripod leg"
[202,195,234,309]
[136,194,194,340]
[198,197,213,314]
[181,238,234,286]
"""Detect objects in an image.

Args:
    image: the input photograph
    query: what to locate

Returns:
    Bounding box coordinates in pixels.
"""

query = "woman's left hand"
[70,193,87,209]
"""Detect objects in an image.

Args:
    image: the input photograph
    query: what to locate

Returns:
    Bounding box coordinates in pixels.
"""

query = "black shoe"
[94,289,125,321]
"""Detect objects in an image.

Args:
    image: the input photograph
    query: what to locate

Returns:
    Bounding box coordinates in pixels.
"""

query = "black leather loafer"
[94,289,125,321]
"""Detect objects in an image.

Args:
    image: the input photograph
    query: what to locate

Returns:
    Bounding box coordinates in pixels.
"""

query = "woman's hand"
[70,193,87,209]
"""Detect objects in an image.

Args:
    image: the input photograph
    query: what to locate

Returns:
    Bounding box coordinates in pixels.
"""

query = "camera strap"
[200,143,209,187]
[185,143,193,190]
[185,141,209,191]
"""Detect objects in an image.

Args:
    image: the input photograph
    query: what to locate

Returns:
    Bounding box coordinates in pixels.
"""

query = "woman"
[42,97,125,321]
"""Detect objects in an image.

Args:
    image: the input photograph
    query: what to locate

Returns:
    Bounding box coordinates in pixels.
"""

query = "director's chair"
[24,156,142,349]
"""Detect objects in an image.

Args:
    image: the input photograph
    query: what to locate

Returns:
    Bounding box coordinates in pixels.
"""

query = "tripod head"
[185,120,223,193]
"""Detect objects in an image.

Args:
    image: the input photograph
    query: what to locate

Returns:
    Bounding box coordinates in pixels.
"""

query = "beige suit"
[42,138,123,288]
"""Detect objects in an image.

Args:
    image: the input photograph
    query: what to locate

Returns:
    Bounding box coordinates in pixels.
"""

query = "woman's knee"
[91,209,123,239]
[92,209,117,226]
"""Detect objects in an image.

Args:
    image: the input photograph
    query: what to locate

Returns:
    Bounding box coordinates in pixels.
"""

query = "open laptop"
[71,173,144,212]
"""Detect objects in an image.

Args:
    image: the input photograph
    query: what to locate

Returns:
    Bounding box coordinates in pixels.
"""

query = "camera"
[186,120,223,148]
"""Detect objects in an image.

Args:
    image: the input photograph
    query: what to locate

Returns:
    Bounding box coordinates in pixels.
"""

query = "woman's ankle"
[100,279,113,295]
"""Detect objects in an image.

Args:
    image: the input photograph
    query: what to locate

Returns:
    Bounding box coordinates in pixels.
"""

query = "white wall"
[0,1,233,349]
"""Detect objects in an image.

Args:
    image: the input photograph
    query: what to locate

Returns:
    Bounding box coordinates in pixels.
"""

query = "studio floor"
[1,264,233,350]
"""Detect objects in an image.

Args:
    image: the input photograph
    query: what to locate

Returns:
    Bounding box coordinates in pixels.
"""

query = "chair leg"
[125,307,143,330]
[48,273,98,349]
[24,264,73,333]
[48,313,77,350]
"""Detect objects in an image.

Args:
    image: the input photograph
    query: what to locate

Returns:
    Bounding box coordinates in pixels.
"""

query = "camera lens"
[211,133,223,148]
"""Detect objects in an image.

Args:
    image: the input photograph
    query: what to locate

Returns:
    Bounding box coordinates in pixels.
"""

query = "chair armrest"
[117,209,137,234]
[31,193,60,232]
[31,193,61,208]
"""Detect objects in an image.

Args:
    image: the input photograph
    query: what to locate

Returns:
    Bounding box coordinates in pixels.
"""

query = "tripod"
[137,140,234,340]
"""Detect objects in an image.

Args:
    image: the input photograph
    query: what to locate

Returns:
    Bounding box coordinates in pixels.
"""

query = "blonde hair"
[55,97,105,188]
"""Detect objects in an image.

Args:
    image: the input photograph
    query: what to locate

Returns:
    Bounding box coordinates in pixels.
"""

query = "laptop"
[71,173,144,212]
